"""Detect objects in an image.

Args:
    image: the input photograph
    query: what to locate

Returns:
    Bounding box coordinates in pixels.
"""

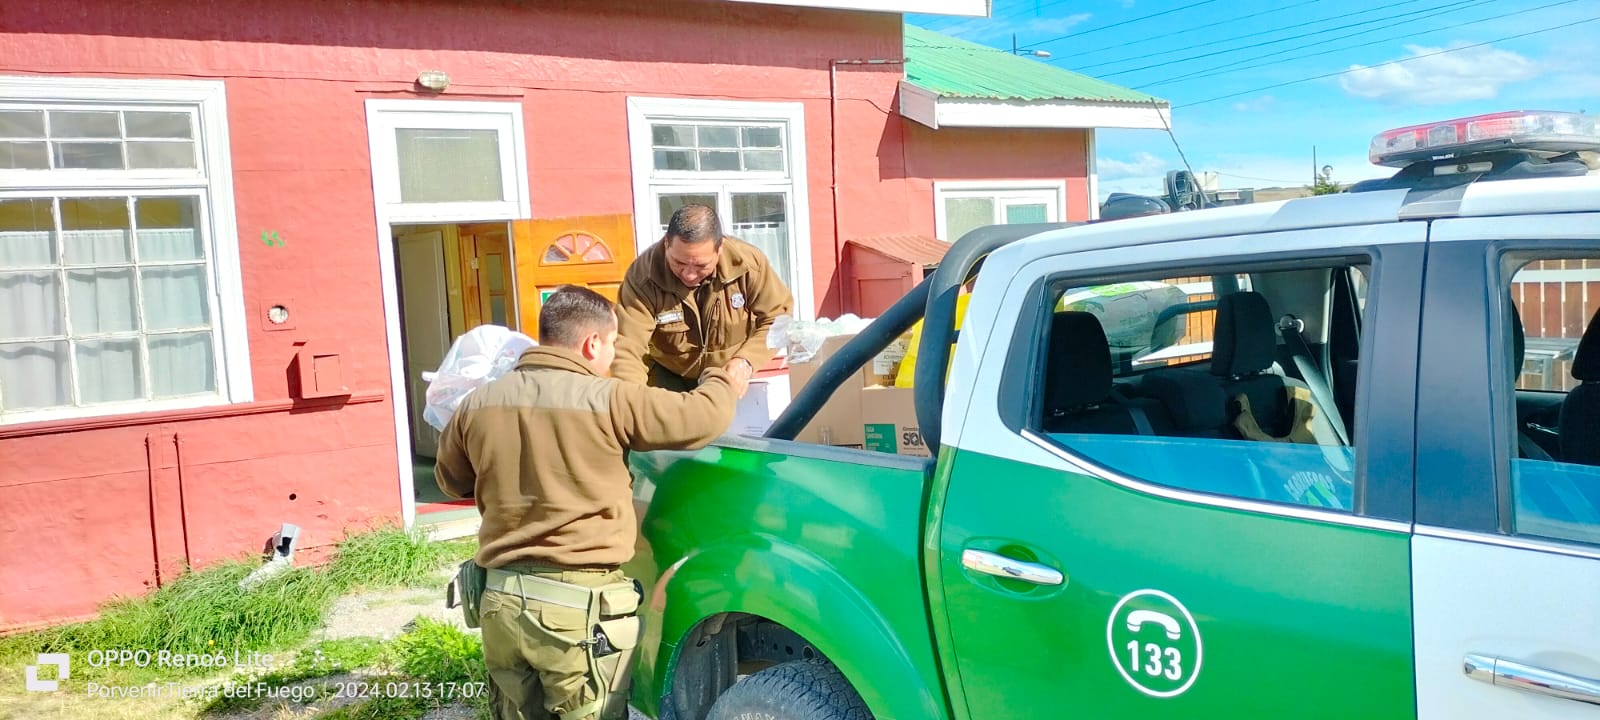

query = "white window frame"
[0,75,252,425]
[626,97,813,319]
[365,100,531,225]
[933,180,1068,242]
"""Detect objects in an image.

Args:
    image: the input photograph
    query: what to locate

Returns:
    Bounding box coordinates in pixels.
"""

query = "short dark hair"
[538,286,615,347]
[664,203,724,248]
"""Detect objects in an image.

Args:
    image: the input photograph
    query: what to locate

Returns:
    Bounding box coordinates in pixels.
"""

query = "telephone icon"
[1126,610,1182,640]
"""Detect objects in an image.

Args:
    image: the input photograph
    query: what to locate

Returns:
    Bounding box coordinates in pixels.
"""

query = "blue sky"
[908,0,1600,200]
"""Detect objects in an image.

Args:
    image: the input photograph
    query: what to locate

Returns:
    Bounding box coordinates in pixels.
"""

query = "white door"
[1412,219,1600,718]
[1412,538,1600,718]
[397,229,449,458]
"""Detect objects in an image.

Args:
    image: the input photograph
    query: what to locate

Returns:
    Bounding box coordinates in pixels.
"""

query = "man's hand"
[722,358,753,398]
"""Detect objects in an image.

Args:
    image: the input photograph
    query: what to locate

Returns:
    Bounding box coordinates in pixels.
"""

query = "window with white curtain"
[627,98,813,318]
[0,77,249,424]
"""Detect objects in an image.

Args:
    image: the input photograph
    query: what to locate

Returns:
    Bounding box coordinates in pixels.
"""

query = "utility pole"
[1312,145,1318,187]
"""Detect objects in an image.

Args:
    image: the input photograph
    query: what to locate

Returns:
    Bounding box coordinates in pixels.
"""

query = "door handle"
[961,549,1063,586]
[1464,653,1600,706]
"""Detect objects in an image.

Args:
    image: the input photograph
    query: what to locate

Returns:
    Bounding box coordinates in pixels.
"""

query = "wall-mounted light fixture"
[417,70,450,92]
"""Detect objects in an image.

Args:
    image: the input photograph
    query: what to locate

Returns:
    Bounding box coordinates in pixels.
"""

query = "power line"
[1065,0,1437,71]
[1060,0,1323,59]
[947,0,1100,33]
[944,0,1212,40]
[1171,14,1600,109]
[1097,0,1496,79]
[931,0,1095,39]
[1150,99,1209,209]
[1017,0,1223,49]
[1213,171,1312,185]
[1138,0,1583,89]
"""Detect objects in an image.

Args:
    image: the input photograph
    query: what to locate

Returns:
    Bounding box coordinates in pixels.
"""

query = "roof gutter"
[897,81,1172,130]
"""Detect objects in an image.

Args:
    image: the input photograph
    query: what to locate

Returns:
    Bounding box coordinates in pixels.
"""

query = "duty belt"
[485,568,592,609]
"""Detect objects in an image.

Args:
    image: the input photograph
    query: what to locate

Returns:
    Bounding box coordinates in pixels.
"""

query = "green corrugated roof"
[903,24,1164,105]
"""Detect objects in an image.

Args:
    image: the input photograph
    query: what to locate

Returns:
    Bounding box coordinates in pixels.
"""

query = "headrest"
[1511,300,1525,379]
[1574,306,1600,382]
[1211,291,1278,377]
[1044,311,1113,414]
[1140,369,1226,436]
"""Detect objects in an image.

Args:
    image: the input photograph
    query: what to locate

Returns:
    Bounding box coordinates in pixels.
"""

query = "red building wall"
[826,71,1092,309]
[0,0,1093,629]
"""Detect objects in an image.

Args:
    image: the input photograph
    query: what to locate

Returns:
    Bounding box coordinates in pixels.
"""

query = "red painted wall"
[901,123,1094,225]
[826,71,1091,309]
[0,0,1092,629]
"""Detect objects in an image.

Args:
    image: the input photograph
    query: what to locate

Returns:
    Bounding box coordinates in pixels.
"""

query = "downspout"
[1086,129,1100,221]
[829,57,904,316]
[173,434,193,568]
[145,434,163,587]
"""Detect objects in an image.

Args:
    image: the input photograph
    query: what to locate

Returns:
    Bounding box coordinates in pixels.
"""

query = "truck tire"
[704,659,872,720]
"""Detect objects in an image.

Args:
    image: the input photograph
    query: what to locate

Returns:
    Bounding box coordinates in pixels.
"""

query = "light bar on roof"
[1369,110,1600,168]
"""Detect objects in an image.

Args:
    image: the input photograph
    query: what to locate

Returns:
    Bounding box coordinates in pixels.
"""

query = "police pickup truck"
[624,110,1600,720]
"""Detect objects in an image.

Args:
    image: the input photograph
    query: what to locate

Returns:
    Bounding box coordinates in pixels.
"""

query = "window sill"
[0,390,387,440]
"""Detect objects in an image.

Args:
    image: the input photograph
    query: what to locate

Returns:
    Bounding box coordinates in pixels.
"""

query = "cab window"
[1505,256,1600,546]
[1031,260,1367,513]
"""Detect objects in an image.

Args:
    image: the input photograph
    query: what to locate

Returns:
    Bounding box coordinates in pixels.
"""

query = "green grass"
[325,527,469,592]
[198,637,387,714]
[0,523,467,688]
[0,561,339,687]
[0,524,490,720]
[389,617,486,686]
[200,619,491,719]
[317,689,443,720]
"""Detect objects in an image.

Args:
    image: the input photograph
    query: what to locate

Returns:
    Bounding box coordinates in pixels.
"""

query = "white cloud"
[957,13,1092,44]
[1099,151,1167,180]
[1019,13,1093,36]
[1338,43,1538,105]
[1231,95,1276,113]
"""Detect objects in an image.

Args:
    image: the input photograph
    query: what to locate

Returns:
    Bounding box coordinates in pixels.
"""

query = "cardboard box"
[861,386,928,457]
[786,331,914,449]
[730,375,791,437]
[788,336,864,447]
[867,336,910,387]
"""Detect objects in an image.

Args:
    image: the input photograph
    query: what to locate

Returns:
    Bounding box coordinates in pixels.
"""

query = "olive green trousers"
[480,566,635,720]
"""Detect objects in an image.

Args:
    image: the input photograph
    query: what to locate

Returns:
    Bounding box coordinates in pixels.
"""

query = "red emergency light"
[1369,110,1600,168]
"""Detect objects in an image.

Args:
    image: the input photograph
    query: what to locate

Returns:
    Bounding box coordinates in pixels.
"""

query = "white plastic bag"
[765,313,871,364]
[422,325,537,431]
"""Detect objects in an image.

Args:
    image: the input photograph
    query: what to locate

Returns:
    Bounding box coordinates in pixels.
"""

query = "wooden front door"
[458,223,517,331]
[514,214,636,338]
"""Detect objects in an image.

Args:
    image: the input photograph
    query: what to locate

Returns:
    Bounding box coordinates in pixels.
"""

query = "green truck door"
[926,225,1427,719]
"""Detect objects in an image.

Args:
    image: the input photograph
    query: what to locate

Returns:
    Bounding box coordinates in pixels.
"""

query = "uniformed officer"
[611,204,793,395]
[436,286,738,720]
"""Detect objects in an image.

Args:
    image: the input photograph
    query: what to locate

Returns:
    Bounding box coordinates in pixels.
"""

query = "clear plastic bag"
[422,325,537,431]
[766,313,871,364]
